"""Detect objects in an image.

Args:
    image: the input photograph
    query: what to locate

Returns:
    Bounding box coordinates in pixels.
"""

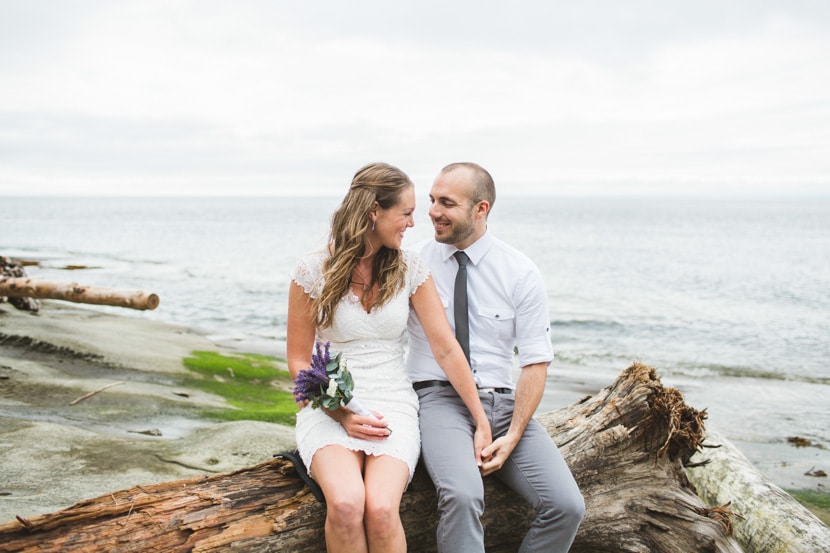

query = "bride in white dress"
[287,162,490,553]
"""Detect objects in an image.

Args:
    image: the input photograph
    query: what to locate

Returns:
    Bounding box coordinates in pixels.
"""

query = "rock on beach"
[0,301,295,524]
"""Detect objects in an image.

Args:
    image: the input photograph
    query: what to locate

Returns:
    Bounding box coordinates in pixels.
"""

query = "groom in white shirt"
[406,162,584,553]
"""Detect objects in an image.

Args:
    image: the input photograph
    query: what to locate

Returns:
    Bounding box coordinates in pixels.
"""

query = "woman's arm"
[479,361,546,476]
[287,280,390,440]
[410,276,492,463]
[286,281,317,381]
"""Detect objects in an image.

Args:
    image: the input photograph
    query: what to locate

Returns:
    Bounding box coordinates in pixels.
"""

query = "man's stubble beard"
[433,218,476,247]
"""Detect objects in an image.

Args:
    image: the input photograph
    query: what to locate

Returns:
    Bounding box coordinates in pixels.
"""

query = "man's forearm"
[507,362,548,439]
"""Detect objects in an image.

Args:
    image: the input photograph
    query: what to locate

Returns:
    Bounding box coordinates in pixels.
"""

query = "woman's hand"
[327,408,391,441]
[473,421,493,468]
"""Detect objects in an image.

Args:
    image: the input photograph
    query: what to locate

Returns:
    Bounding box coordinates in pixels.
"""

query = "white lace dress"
[291,249,428,481]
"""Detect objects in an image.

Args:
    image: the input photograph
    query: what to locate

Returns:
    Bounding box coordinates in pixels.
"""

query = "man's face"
[428,169,478,249]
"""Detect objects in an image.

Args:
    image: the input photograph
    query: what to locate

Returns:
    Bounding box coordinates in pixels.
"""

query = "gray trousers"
[417,386,585,553]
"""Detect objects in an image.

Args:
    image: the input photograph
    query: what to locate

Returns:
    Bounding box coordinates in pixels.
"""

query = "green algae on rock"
[183,351,297,426]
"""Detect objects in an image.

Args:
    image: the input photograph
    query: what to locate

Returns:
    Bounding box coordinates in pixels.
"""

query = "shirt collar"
[439,229,493,266]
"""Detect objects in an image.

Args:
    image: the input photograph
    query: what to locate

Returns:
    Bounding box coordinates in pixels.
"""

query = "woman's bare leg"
[363,455,410,552]
[311,445,368,553]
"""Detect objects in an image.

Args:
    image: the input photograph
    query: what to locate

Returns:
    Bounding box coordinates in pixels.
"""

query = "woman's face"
[373,185,415,250]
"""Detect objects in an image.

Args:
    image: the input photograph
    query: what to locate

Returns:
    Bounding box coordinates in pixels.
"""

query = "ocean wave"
[669,361,830,386]
[552,319,625,330]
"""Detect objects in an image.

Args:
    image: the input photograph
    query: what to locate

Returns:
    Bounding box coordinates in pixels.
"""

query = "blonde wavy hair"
[314,162,413,329]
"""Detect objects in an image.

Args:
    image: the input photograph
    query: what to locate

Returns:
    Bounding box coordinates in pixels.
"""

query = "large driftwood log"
[0,277,159,311]
[686,430,830,553]
[0,364,743,552]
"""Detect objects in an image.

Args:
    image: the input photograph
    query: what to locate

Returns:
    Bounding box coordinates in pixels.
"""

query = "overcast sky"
[2,1,829,197]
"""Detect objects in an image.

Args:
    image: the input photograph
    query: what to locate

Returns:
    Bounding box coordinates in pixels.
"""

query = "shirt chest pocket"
[477,305,515,340]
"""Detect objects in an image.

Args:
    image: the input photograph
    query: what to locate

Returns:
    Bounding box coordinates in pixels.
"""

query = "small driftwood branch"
[0,278,159,311]
[69,382,125,406]
[0,364,746,553]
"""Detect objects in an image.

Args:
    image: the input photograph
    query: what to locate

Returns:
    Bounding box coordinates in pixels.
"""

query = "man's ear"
[475,200,491,219]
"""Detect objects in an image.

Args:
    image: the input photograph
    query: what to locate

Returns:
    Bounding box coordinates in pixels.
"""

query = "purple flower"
[292,341,388,431]
[293,341,331,403]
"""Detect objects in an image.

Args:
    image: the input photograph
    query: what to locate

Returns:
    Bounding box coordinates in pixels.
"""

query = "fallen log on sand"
[686,430,830,553]
[0,363,745,552]
[0,277,159,311]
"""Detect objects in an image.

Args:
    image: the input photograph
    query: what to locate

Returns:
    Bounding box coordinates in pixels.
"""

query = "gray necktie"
[453,251,470,364]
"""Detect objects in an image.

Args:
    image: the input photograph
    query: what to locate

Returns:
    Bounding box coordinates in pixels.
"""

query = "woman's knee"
[364,497,399,537]
[327,491,366,530]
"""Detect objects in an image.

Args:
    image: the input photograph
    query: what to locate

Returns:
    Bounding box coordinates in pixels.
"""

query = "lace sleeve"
[404,249,431,296]
[290,251,326,298]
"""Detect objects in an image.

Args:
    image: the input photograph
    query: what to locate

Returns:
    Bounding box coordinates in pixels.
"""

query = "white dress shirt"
[406,231,554,389]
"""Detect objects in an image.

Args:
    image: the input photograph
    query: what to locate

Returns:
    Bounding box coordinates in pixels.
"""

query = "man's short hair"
[441,162,496,209]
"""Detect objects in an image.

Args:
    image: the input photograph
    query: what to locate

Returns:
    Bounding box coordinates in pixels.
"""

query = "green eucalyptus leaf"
[342,368,355,387]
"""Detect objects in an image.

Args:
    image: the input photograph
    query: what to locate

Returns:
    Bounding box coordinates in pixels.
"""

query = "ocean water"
[2,195,829,484]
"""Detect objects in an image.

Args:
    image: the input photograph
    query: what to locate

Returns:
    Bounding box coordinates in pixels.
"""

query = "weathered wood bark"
[536,364,743,553]
[0,256,39,311]
[0,364,744,552]
[0,277,159,311]
[686,430,830,553]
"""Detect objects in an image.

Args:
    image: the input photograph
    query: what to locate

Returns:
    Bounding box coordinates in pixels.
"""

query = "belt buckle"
[477,386,511,395]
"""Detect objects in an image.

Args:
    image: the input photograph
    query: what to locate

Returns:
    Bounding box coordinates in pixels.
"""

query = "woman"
[287,162,490,552]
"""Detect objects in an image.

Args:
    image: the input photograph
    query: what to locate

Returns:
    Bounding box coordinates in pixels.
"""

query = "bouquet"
[293,341,386,429]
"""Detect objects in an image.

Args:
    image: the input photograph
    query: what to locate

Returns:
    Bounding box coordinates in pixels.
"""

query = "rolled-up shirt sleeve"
[514,267,554,368]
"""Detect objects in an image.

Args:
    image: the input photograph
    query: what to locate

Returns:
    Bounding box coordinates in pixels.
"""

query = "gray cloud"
[1,1,828,196]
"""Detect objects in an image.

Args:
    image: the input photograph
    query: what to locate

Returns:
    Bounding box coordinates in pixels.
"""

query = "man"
[406,162,585,552]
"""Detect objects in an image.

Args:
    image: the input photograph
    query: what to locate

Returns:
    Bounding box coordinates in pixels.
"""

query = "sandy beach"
[0,301,295,524]
[1,300,828,528]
